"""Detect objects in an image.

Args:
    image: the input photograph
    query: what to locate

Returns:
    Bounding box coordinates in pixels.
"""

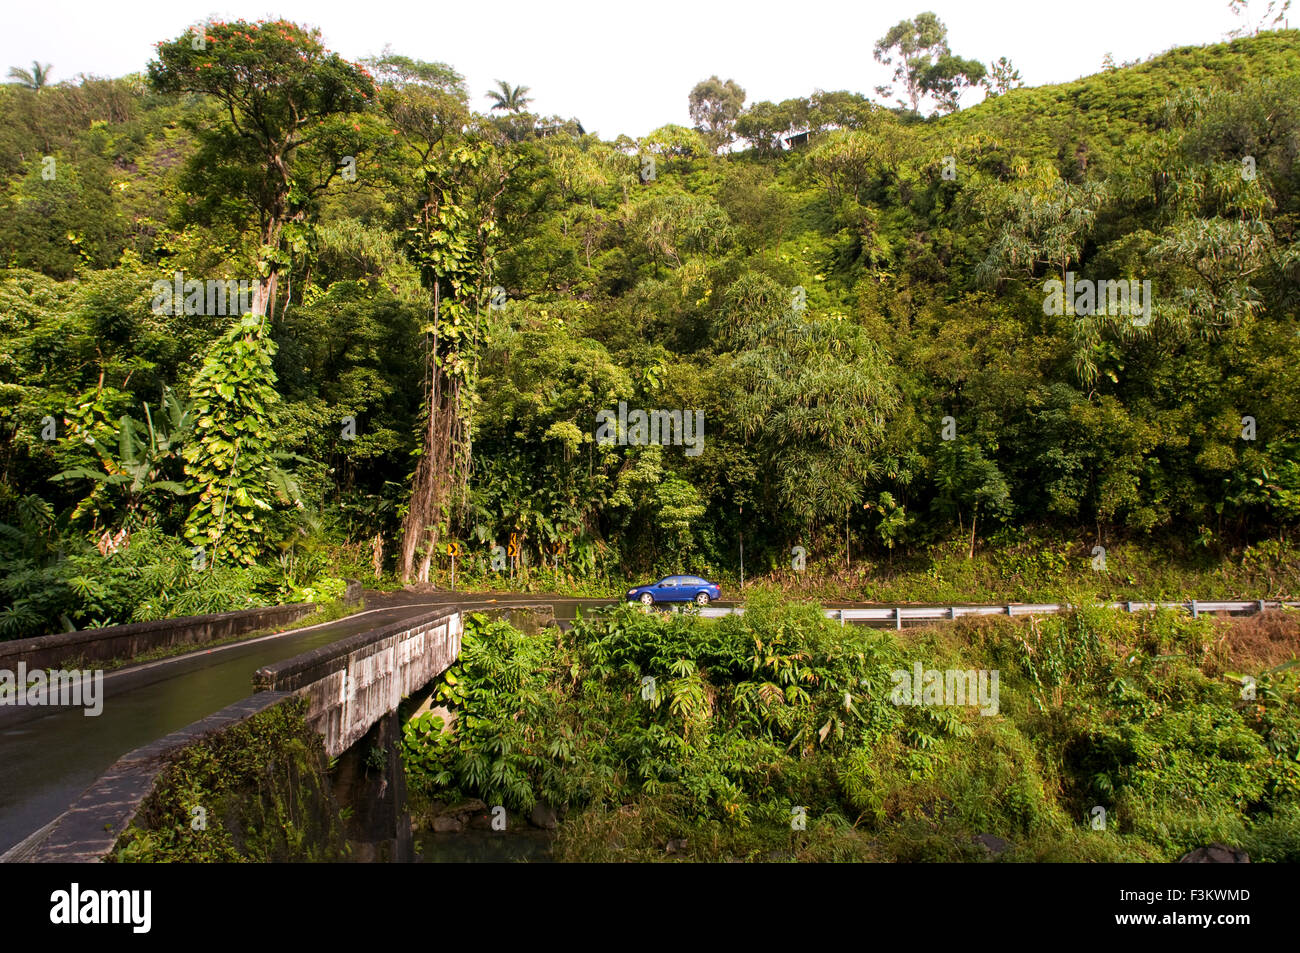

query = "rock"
[468,811,497,831]
[665,838,688,855]
[442,798,486,821]
[431,815,463,833]
[1178,844,1250,863]
[529,803,558,830]
[974,834,1010,856]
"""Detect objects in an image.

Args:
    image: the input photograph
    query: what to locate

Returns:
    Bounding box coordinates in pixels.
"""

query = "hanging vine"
[398,141,512,583]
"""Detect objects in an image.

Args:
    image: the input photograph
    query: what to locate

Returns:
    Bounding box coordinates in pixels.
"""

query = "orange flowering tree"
[148,19,375,319]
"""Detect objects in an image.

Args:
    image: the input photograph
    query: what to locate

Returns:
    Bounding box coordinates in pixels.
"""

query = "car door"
[656,576,678,600]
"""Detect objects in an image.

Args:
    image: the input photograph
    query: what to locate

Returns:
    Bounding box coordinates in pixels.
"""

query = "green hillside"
[0,22,1298,638]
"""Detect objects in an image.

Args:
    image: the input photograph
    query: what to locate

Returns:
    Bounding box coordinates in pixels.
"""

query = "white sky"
[0,0,1279,138]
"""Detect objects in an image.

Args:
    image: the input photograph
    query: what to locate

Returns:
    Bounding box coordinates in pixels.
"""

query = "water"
[414,829,555,863]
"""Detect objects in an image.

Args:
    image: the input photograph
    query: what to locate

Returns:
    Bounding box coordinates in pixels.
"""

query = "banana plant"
[52,388,195,530]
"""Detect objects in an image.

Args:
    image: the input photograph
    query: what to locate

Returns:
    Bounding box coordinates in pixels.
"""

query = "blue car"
[626,575,721,606]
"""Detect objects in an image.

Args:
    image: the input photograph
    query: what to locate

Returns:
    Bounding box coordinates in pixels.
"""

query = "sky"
[0,0,1284,138]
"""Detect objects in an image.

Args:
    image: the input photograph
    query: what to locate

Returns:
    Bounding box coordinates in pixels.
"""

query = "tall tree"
[922,53,987,113]
[688,76,746,151]
[486,80,532,112]
[148,19,374,319]
[873,12,983,114]
[397,142,512,583]
[7,61,53,90]
[376,60,514,583]
[734,98,809,153]
[983,56,1023,96]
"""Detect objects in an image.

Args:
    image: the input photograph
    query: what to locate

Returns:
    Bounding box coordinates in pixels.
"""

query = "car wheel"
[639,592,654,606]
[694,592,709,606]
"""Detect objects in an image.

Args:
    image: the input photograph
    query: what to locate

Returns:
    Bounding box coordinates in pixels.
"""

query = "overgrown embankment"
[404,598,1300,862]
[110,696,351,862]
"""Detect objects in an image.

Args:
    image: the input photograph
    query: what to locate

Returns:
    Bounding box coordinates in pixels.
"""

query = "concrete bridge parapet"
[253,608,462,759]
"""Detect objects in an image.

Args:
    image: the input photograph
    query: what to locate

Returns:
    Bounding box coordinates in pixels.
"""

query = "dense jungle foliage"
[404,603,1300,862]
[2,18,1299,637]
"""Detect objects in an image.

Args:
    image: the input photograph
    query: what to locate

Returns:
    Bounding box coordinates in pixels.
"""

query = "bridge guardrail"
[254,607,462,758]
[698,599,1299,628]
[0,579,363,672]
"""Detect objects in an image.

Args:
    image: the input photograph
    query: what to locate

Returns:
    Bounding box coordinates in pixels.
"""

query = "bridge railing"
[253,607,462,758]
[697,599,1299,629]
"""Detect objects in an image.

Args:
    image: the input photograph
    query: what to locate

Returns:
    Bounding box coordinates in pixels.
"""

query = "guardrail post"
[1190,599,1198,620]
[1006,605,1013,616]
[894,607,902,631]
[950,606,957,621]
[1258,599,1267,614]
[1126,601,1134,613]
[839,609,845,627]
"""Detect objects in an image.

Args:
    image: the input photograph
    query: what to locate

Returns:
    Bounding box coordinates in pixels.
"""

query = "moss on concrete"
[110,696,351,862]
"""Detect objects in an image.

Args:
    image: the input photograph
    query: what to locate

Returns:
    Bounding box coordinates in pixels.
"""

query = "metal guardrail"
[696,600,1300,629]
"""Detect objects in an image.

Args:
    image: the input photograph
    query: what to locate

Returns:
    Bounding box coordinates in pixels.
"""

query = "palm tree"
[486,80,532,113]
[8,61,53,90]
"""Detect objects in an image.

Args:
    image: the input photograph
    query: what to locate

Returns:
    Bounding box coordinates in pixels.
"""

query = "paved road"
[0,589,615,856]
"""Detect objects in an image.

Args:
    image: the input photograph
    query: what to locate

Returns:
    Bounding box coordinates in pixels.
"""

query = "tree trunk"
[398,281,469,585]
[400,281,441,584]
[251,212,285,319]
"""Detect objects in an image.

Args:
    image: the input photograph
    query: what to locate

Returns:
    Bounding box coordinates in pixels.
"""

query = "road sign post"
[446,541,462,590]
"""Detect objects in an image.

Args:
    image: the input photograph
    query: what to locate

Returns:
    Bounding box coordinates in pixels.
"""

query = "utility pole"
[845,503,850,570]
[739,503,744,590]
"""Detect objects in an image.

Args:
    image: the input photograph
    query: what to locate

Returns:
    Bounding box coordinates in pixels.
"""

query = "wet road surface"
[0,590,612,855]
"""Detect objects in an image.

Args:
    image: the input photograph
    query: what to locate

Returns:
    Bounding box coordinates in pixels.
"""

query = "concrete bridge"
[251,606,465,861]
[253,607,463,759]
[19,601,560,863]
[22,606,473,862]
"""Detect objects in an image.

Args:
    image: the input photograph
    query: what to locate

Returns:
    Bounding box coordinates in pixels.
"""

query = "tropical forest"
[2,8,1299,866]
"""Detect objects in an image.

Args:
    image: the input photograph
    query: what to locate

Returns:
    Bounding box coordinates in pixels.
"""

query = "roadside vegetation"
[403,602,1300,862]
[110,696,351,862]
